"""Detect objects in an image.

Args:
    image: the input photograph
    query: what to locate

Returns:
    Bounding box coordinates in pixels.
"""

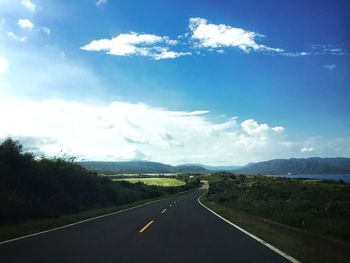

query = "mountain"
[238,157,350,175]
[181,163,244,171]
[197,164,244,171]
[171,165,209,173]
[79,161,209,174]
[80,158,350,175]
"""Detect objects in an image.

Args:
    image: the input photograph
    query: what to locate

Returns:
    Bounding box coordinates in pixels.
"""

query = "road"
[0,186,292,263]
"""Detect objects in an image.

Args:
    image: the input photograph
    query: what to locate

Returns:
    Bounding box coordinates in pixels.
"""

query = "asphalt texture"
[0,188,291,263]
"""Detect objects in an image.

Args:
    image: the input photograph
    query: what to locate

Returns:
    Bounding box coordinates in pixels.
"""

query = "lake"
[265,174,350,183]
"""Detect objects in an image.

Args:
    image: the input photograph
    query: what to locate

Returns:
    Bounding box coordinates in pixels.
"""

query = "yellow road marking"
[161,208,167,214]
[139,220,154,233]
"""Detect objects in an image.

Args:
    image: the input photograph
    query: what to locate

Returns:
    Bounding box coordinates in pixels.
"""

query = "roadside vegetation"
[0,138,200,241]
[203,172,350,263]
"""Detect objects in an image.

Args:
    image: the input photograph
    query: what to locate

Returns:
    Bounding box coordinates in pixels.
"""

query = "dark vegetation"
[239,157,350,175]
[0,138,200,226]
[207,172,350,242]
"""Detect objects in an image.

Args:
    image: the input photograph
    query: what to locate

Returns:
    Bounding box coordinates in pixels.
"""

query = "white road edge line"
[197,191,301,263]
[0,194,181,246]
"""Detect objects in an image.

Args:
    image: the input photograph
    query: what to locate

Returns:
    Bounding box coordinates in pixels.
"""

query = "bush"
[0,138,200,225]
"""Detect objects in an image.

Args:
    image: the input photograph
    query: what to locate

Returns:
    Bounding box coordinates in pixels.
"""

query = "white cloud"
[278,44,345,57]
[18,18,34,30]
[166,39,178,45]
[0,96,348,165]
[41,27,50,35]
[170,110,210,117]
[80,19,344,60]
[282,45,345,57]
[153,49,191,60]
[241,119,282,136]
[0,56,10,75]
[81,32,190,60]
[0,19,6,27]
[272,126,285,133]
[323,64,336,70]
[300,147,314,153]
[281,52,309,57]
[189,17,283,53]
[96,0,108,6]
[310,44,345,56]
[21,0,36,12]
[7,32,27,42]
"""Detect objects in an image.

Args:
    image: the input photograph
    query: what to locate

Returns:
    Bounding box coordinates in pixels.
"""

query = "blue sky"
[0,0,349,165]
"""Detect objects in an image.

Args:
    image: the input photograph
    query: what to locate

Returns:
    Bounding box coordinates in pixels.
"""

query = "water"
[265,174,350,183]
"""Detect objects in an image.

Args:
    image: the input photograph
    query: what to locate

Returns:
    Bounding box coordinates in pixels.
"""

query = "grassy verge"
[113,177,186,187]
[0,191,189,243]
[202,197,350,263]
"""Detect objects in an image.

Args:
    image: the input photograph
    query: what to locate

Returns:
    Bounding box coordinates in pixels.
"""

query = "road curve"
[0,188,291,263]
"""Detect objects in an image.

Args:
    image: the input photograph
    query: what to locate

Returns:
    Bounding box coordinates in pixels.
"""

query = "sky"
[0,0,349,165]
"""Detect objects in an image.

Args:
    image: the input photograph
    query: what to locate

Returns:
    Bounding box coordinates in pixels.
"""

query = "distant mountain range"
[204,165,244,171]
[80,157,350,175]
[182,164,244,171]
[79,161,209,174]
[238,157,350,175]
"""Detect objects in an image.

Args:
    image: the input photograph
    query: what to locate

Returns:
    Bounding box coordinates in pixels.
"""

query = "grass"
[203,173,350,263]
[202,197,350,263]
[113,177,186,187]
[207,173,350,241]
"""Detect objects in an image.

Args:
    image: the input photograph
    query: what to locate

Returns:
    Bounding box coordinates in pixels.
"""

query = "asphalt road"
[0,187,292,263]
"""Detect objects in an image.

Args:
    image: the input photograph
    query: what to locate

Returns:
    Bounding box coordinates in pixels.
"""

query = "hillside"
[239,157,350,175]
[79,161,209,174]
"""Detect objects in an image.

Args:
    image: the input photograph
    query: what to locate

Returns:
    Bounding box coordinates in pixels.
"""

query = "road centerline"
[161,209,167,214]
[138,220,154,233]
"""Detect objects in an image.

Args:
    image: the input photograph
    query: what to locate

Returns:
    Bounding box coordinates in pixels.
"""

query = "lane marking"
[169,204,172,207]
[161,209,167,214]
[197,190,300,263]
[139,220,154,233]
[0,191,192,245]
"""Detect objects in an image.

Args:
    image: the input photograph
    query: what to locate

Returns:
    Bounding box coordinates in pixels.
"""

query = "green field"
[114,177,186,187]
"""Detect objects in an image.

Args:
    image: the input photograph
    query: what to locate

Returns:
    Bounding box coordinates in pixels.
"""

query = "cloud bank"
[1,97,345,165]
